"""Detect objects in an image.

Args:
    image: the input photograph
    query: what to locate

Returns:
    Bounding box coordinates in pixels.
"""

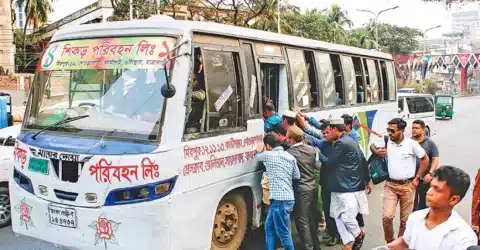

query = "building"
[0,0,14,74]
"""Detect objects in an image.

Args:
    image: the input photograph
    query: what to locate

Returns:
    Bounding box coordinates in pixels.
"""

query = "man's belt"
[387,177,414,185]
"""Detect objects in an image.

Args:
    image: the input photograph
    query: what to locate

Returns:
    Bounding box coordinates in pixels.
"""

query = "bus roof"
[50,19,393,60]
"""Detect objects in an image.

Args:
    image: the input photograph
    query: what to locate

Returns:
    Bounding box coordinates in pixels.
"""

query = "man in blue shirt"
[255,133,300,250]
[263,102,281,133]
[341,114,360,143]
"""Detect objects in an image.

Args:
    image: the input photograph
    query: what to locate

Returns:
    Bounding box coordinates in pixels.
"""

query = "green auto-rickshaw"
[435,94,454,119]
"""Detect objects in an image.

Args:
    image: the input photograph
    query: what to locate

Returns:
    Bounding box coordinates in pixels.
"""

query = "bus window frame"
[240,40,263,119]
[183,43,247,141]
[340,55,357,106]
[284,46,313,111]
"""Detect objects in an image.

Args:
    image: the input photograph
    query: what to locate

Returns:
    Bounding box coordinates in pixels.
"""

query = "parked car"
[0,124,21,228]
[398,88,420,94]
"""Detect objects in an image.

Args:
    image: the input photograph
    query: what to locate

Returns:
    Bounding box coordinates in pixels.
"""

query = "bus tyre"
[0,187,11,228]
[425,127,431,138]
[211,193,247,250]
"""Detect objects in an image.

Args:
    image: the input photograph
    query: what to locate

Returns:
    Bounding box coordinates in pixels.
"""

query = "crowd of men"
[255,101,477,250]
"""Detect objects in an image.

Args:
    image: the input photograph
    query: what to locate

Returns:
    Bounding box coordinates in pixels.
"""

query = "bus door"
[260,64,280,109]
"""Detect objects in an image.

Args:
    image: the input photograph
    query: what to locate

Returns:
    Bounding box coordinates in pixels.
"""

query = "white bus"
[10,17,397,250]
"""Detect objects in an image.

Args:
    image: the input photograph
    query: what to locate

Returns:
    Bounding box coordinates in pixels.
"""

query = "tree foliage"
[376,23,423,55]
[108,0,158,21]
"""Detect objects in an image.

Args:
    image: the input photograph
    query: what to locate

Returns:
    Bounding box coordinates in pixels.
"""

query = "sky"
[50,0,480,39]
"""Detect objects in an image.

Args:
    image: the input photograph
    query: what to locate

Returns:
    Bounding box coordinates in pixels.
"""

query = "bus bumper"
[9,180,172,250]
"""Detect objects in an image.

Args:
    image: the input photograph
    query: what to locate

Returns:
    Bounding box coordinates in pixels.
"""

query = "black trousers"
[321,186,338,238]
[321,186,365,238]
[414,181,430,211]
[294,188,321,250]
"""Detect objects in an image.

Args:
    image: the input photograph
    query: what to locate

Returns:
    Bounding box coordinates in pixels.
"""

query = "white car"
[0,125,20,228]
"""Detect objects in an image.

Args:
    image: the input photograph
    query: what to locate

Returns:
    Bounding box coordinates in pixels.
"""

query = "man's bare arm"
[386,236,408,249]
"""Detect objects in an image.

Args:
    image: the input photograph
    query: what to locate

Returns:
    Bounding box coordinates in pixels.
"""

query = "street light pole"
[357,6,399,50]
[423,25,442,54]
[277,0,281,34]
[130,0,133,20]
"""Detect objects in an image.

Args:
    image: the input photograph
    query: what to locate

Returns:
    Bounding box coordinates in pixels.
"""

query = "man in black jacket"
[286,126,322,250]
[317,119,371,250]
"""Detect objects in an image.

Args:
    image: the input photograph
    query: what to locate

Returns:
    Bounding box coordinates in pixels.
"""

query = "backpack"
[368,135,389,185]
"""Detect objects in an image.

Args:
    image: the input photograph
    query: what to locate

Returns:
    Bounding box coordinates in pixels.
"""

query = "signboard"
[458,53,469,68]
[38,37,177,71]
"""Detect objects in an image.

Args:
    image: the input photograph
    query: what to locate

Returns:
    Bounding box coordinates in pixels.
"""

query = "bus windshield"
[25,36,177,141]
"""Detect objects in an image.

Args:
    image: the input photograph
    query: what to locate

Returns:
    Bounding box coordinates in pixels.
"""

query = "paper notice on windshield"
[122,73,136,96]
[249,75,257,109]
[215,85,233,112]
[296,83,308,102]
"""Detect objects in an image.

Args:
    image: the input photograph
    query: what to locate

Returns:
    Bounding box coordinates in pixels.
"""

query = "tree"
[16,0,55,35]
[281,9,331,41]
[250,0,299,33]
[349,27,377,49]
[323,4,352,44]
[108,0,158,21]
[376,24,423,55]
[423,79,440,95]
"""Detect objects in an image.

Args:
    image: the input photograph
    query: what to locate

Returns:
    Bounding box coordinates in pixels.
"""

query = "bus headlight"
[85,193,98,203]
[104,176,178,206]
[38,185,48,196]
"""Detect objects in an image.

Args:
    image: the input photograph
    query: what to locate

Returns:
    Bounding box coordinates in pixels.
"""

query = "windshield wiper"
[31,115,90,140]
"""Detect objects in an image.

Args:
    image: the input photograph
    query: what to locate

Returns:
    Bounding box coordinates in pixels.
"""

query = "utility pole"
[357,6,399,50]
[130,0,133,20]
[277,0,281,34]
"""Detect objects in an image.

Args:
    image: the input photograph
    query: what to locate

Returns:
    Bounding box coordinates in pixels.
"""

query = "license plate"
[28,158,49,175]
[48,204,77,228]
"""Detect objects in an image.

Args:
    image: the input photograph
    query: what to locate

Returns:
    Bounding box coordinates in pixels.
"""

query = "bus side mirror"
[161,83,176,98]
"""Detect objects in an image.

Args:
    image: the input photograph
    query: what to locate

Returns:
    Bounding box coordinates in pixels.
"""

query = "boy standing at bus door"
[263,103,281,133]
[286,126,322,250]
[255,133,300,250]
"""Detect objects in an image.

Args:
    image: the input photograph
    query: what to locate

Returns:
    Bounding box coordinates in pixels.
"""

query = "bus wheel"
[211,193,247,250]
[0,187,11,228]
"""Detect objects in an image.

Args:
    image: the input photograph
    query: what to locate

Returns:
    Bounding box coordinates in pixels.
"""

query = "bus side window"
[365,59,380,103]
[374,60,383,101]
[363,58,371,102]
[385,61,397,101]
[340,56,357,105]
[241,43,260,116]
[380,61,389,101]
[304,50,319,108]
[315,52,335,107]
[352,57,366,104]
[286,48,311,110]
[330,54,344,105]
[184,48,207,134]
[202,50,243,131]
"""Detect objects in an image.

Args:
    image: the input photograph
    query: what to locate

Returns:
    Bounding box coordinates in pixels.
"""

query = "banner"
[38,37,177,71]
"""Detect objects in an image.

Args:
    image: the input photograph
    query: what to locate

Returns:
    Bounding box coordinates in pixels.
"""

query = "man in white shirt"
[370,118,429,243]
[383,165,477,250]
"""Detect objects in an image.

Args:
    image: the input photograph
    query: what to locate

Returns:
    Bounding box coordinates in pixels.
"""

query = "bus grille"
[51,159,85,183]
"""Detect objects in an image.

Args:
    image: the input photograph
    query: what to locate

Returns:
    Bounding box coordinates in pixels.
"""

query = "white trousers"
[334,207,361,245]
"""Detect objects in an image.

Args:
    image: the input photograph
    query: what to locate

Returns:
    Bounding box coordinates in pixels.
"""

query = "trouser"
[414,181,430,211]
[382,181,415,243]
[265,200,295,250]
[294,188,321,250]
[322,186,364,237]
[335,208,362,245]
[321,186,338,238]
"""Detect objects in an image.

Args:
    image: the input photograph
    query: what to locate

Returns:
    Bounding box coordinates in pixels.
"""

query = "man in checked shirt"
[255,133,301,250]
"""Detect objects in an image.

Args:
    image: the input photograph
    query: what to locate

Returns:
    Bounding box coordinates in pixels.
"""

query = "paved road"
[1,96,479,250]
